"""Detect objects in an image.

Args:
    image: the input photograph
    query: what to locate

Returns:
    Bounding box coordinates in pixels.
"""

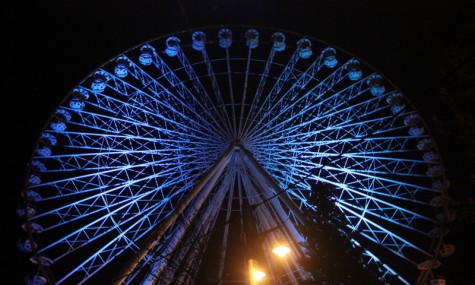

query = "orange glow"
[272,245,291,258]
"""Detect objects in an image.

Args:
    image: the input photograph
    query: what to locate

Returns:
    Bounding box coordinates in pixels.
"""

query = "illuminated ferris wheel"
[17,26,454,285]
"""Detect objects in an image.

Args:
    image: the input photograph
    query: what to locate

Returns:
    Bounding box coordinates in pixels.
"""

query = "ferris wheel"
[17,26,455,285]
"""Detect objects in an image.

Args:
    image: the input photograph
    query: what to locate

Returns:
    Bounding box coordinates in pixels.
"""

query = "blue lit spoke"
[19,26,451,285]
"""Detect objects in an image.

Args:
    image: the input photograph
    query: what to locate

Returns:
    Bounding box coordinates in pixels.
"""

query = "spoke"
[19,26,451,285]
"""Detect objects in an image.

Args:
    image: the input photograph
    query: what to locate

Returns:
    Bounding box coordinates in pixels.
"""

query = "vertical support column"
[113,145,234,285]
[240,147,306,224]
[238,144,309,283]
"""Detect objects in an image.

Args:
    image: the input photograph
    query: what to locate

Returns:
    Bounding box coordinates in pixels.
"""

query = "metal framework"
[17,26,453,285]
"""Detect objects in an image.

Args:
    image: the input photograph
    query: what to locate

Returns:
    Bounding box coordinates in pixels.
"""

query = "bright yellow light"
[253,270,266,281]
[248,259,266,284]
[272,245,291,258]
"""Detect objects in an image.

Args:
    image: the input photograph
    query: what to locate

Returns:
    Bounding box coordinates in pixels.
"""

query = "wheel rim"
[18,26,451,285]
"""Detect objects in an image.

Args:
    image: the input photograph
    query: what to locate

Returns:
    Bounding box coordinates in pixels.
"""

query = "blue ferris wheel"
[17,26,455,285]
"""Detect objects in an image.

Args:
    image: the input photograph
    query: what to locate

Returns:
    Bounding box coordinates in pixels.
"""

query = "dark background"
[6,0,474,284]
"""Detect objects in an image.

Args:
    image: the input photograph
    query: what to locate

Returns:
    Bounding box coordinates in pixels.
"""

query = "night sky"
[6,1,474,284]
